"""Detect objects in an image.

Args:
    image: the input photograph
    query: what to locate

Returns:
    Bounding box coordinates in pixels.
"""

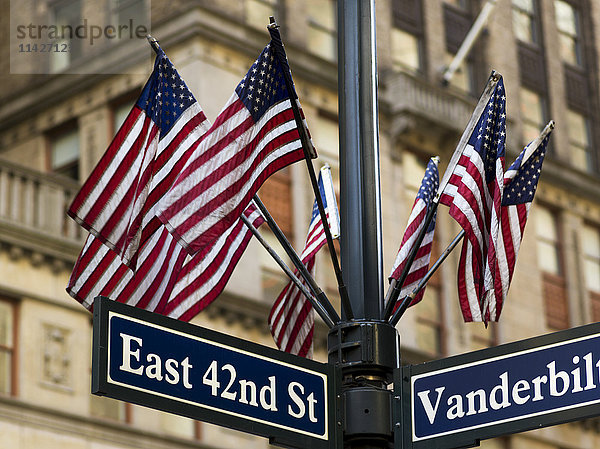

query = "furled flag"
[67,47,210,268]
[268,166,340,358]
[440,77,506,323]
[156,27,312,257]
[67,203,264,320]
[487,122,554,321]
[389,157,440,308]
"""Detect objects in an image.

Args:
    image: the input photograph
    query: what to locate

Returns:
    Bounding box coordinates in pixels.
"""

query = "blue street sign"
[397,322,600,449]
[92,297,340,449]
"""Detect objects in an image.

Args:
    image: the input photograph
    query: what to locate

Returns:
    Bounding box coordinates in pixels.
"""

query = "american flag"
[268,167,339,358]
[389,157,439,308]
[68,48,210,269]
[67,204,264,319]
[156,30,311,257]
[67,48,265,320]
[440,77,506,323]
[489,124,553,321]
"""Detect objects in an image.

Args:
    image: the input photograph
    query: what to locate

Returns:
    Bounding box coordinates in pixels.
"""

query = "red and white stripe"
[389,158,439,307]
[443,144,504,322]
[488,129,552,320]
[389,201,435,306]
[268,258,318,358]
[157,95,306,256]
[268,168,336,358]
[67,204,263,320]
[68,101,209,269]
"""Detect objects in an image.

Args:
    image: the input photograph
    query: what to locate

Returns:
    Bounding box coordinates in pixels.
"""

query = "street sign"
[397,322,600,449]
[92,297,340,449]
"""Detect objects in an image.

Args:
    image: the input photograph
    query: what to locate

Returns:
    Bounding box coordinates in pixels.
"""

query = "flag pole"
[253,195,341,324]
[441,0,497,85]
[267,18,354,320]
[240,212,336,329]
[389,230,465,326]
[382,71,501,322]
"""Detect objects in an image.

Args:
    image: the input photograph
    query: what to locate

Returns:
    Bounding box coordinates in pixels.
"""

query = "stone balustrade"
[0,158,83,263]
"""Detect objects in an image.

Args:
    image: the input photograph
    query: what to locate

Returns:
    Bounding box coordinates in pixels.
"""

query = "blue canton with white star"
[235,43,290,122]
[136,51,196,139]
[418,158,439,232]
[468,78,507,183]
[502,135,549,206]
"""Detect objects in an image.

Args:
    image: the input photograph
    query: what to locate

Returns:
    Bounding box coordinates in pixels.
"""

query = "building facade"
[1,0,600,448]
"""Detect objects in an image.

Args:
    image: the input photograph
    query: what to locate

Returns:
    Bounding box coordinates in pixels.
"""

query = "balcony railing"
[0,158,83,261]
[382,70,475,135]
[381,70,522,153]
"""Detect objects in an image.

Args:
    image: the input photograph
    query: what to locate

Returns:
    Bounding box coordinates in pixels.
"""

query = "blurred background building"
[1,0,600,448]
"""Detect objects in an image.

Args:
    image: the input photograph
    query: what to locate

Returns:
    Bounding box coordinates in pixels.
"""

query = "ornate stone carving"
[42,325,71,387]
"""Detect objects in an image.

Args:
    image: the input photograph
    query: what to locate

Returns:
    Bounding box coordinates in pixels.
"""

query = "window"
[416,282,444,357]
[582,225,600,293]
[513,0,548,123]
[113,103,131,135]
[49,125,80,180]
[0,299,16,396]
[258,168,293,238]
[536,206,569,329]
[536,206,561,275]
[583,225,600,323]
[392,29,421,73]
[307,0,336,61]
[520,87,546,144]
[567,109,593,172]
[246,0,278,28]
[554,0,582,66]
[391,0,424,73]
[260,231,291,303]
[49,0,82,72]
[512,0,538,44]
[113,101,134,136]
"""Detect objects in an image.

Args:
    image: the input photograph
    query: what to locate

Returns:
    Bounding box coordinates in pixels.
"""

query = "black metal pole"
[329,2,397,449]
[338,0,384,320]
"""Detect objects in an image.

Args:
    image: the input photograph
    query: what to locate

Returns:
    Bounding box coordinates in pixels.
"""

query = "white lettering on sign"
[199,360,319,421]
[416,351,600,425]
[201,360,279,412]
[118,333,193,388]
[416,387,445,424]
[288,381,318,422]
